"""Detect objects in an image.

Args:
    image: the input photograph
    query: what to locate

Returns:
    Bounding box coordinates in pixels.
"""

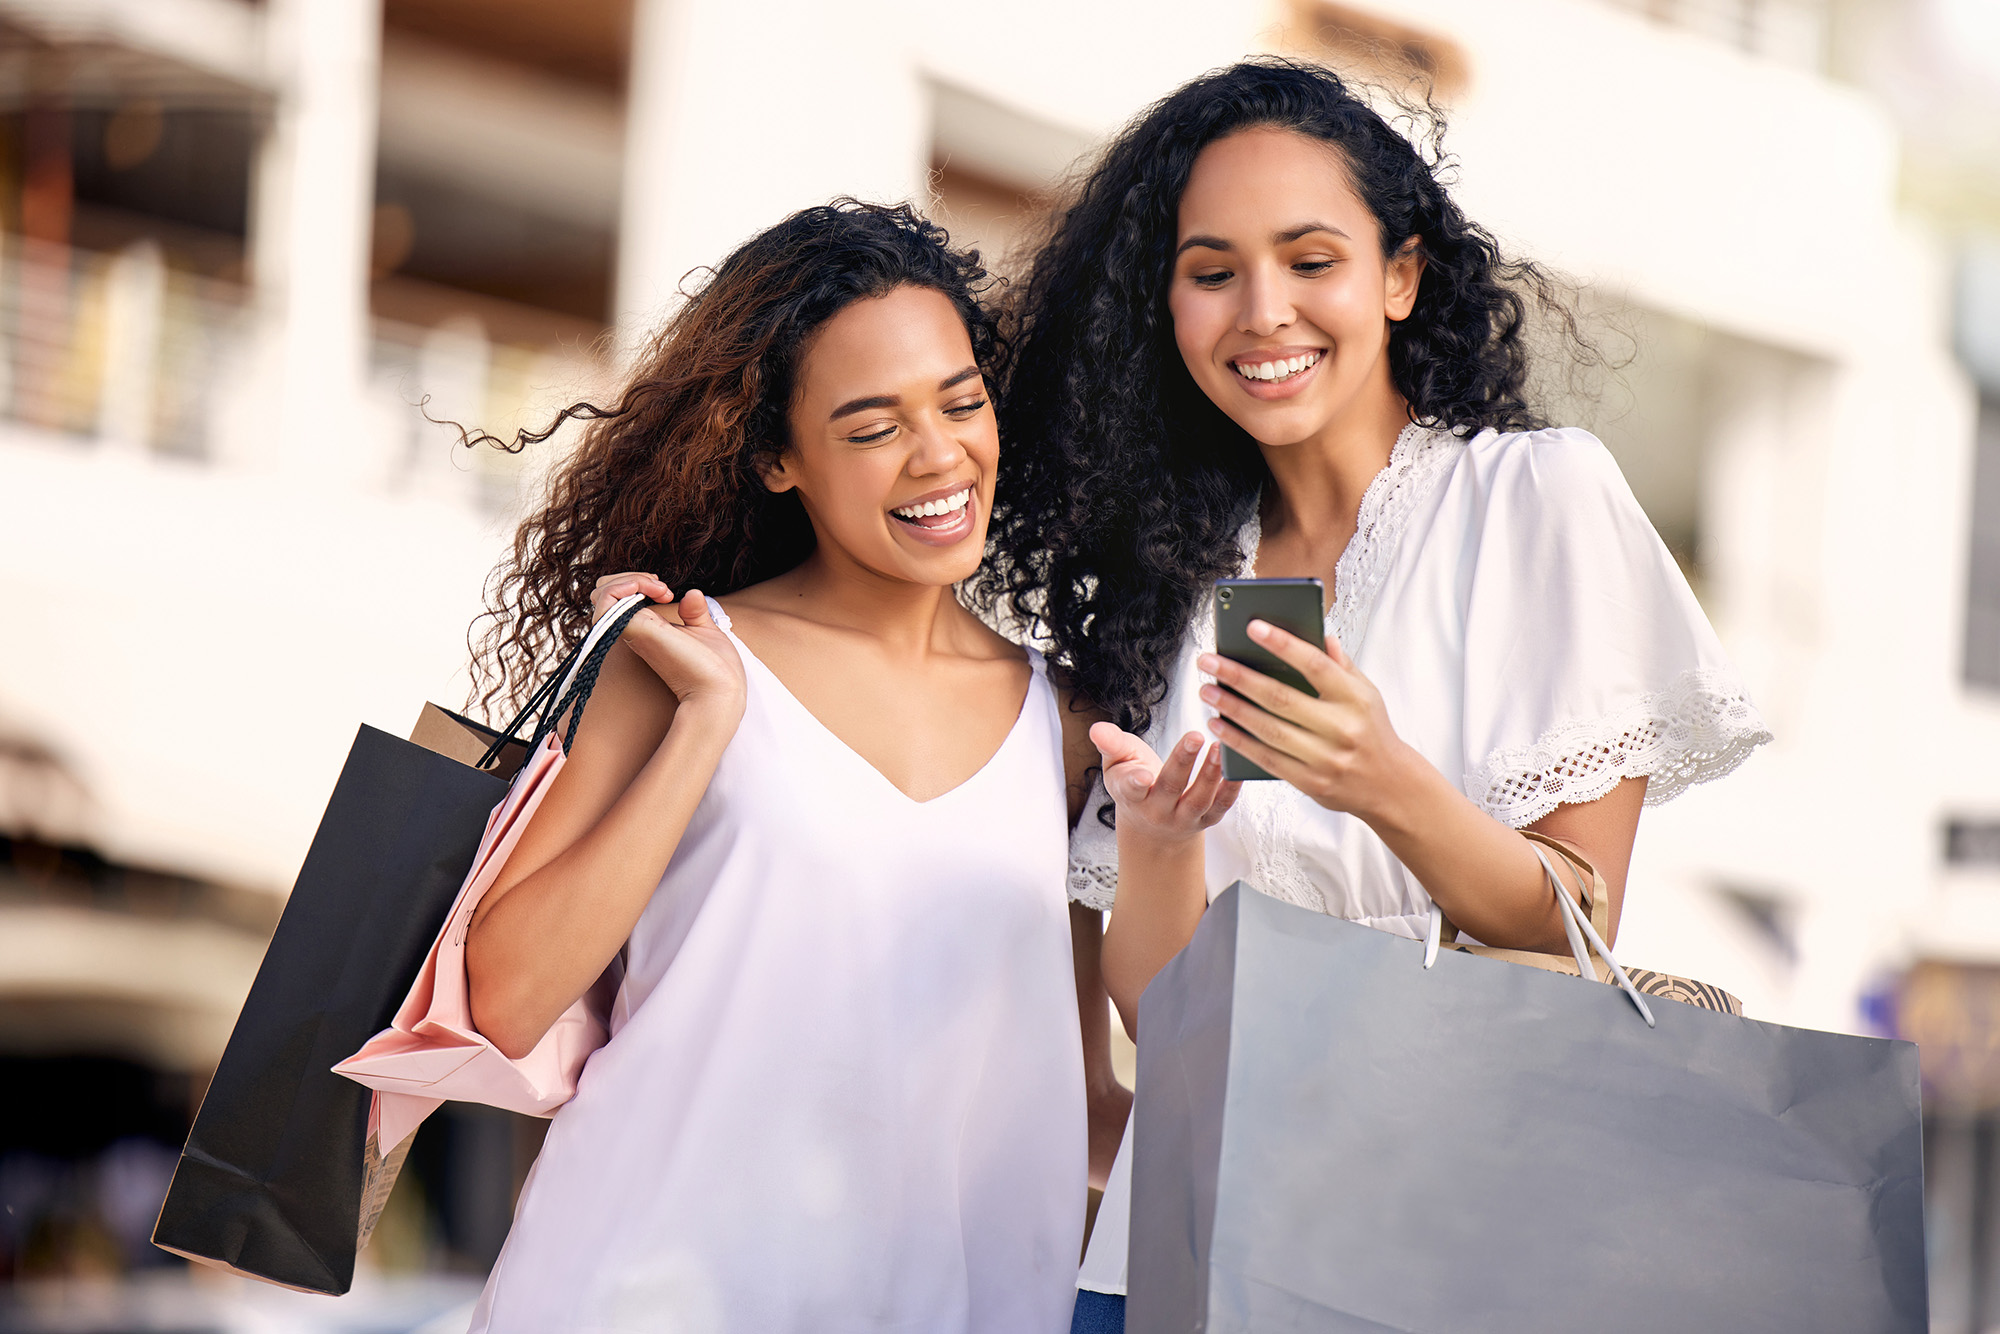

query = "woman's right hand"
[1089,723,1241,849]
[590,570,674,619]
[591,572,745,721]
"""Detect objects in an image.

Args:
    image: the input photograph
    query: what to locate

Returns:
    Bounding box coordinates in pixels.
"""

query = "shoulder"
[1460,425,1635,509]
[1450,425,1658,553]
[1461,425,1626,494]
[590,634,679,726]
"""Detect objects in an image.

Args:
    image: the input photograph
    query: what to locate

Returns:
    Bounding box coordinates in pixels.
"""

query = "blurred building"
[0,0,1997,1324]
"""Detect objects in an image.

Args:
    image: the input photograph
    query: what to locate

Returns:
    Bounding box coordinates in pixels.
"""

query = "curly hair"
[468,200,1001,715]
[977,57,1582,740]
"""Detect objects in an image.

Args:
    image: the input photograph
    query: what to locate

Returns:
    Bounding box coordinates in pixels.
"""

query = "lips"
[1231,349,1322,383]
[1227,346,1325,401]
[891,483,972,526]
[889,481,978,547]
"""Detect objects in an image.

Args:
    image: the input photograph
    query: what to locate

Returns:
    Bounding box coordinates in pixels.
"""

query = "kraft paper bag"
[1127,883,1927,1334]
[152,595,648,1293]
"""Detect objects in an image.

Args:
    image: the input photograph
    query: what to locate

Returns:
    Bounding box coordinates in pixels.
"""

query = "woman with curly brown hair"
[983,61,1772,1329]
[454,202,1101,1333]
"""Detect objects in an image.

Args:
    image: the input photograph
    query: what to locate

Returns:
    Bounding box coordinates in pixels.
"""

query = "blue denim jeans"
[1069,1289,1125,1334]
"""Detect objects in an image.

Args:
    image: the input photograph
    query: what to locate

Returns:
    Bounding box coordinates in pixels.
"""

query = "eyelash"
[1189,260,1336,288]
[845,398,986,445]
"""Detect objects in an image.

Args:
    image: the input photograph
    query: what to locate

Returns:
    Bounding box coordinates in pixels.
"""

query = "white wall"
[0,427,506,889]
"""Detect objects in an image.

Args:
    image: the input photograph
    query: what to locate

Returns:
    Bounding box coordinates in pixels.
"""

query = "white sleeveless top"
[473,605,1087,1333]
[1072,424,1772,1294]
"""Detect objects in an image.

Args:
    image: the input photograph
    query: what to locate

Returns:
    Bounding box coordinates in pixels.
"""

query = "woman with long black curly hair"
[454,201,1095,1331]
[980,60,1772,1328]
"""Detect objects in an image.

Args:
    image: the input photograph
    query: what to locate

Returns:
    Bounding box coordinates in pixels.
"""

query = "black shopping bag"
[152,598,648,1293]
[1127,883,1927,1334]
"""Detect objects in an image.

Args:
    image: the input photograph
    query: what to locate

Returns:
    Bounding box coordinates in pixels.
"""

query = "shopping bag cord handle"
[476,593,652,770]
[1422,847,1656,1028]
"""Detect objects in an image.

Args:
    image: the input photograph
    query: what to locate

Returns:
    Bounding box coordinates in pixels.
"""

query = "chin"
[1225,408,1327,449]
[881,546,984,589]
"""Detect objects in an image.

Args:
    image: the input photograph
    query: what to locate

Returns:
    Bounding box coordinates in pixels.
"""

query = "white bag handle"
[557,592,648,700]
[1422,845,1655,1028]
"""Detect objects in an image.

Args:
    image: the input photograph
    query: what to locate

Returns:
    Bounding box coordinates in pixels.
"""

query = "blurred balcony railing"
[367,310,612,515]
[0,234,249,461]
[0,233,613,512]
[1596,0,1829,69]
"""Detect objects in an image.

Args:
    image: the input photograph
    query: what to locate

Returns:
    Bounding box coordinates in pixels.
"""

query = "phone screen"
[1213,577,1326,781]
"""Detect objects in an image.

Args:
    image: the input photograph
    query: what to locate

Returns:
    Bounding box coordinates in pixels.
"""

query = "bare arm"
[1095,729,1239,1038]
[1096,619,1645,1034]
[1201,620,1642,953]
[1058,685,1132,1189]
[467,588,744,1059]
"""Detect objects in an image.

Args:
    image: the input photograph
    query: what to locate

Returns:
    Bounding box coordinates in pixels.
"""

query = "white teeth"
[1235,351,1319,383]
[893,486,972,520]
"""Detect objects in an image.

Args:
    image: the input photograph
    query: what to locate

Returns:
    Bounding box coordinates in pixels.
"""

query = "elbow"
[469,990,537,1062]
[485,1026,537,1064]
[466,950,543,1062]
[1100,940,1145,1041]
[1106,980,1141,1043]
[1113,999,1139,1044]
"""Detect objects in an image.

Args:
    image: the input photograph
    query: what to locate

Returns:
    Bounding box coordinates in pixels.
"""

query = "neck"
[1257,371,1412,552]
[770,544,962,656]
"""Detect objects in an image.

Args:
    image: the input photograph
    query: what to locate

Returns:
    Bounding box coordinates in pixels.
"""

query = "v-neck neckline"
[1244,421,1454,654]
[718,608,1039,807]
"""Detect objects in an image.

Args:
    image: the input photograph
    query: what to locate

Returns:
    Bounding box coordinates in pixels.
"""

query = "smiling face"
[1168,126,1424,450]
[765,284,997,588]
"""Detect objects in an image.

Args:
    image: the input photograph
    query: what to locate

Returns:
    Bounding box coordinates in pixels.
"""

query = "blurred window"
[1948,817,2000,868]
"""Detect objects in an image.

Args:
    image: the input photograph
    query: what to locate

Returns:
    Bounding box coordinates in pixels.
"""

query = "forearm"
[1071,902,1133,1190]
[468,706,735,1057]
[1360,743,1570,953]
[1100,832,1209,1038]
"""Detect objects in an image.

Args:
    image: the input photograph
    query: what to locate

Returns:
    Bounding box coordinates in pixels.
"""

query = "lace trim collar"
[1241,422,1462,653]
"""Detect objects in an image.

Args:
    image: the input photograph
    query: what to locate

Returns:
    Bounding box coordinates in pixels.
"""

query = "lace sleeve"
[1455,430,1771,826]
[1465,669,1771,828]
[1067,773,1118,911]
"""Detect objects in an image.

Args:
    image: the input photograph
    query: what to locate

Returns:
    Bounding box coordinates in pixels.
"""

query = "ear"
[760,451,798,494]
[1384,236,1426,322]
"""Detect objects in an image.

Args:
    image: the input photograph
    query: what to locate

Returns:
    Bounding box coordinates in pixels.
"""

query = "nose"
[907,416,967,477]
[1236,261,1294,338]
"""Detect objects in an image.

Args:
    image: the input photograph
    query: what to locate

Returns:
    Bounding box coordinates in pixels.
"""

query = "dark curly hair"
[468,199,1000,714]
[978,57,1582,739]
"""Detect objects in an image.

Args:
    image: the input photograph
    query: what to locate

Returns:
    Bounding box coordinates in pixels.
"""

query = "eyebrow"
[1174,221,1351,259]
[828,365,983,421]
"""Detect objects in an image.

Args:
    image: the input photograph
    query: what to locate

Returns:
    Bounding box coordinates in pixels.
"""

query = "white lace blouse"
[1068,420,1771,936]
[1072,422,1771,1297]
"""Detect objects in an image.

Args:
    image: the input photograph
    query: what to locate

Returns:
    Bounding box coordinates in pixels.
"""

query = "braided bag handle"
[476,596,653,770]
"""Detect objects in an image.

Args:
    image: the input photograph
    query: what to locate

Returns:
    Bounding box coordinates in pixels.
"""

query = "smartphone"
[1213,577,1326,781]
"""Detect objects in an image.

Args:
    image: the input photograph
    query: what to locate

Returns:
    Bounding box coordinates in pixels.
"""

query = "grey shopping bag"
[1127,883,1926,1334]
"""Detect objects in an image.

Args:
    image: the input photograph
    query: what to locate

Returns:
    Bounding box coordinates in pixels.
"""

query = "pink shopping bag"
[333,599,647,1153]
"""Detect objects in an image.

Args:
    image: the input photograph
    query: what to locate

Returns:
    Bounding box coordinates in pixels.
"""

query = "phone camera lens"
[1218,588,1233,605]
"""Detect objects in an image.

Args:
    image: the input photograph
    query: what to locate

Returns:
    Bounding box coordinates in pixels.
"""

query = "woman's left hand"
[1197,620,1414,818]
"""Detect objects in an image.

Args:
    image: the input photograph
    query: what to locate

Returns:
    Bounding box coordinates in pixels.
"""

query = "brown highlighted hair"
[468,200,1001,715]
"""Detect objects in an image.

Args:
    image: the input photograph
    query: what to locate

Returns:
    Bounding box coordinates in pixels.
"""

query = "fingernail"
[1182,736,1200,754]
[1199,685,1219,704]
[1247,619,1270,640]
[1196,653,1219,673]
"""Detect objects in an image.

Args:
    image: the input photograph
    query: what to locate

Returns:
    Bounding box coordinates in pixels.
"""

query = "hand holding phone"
[1212,578,1326,780]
